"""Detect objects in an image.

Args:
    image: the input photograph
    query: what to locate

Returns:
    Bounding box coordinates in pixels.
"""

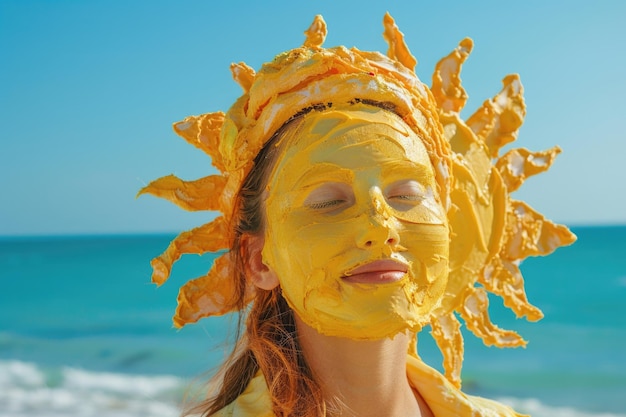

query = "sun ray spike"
[174,252,238,327]
[431,312,464,388]
[230,62,256,93]
[496,146,562,192]
[173,112,226,172]
[137,174,228,212]
[150,217,230,286]
[431,38,473,113]
[503,200,577,261]
[217,169,242,219]
[481,258,544,321]
[303,15,327,49]
[466,74,526,158]
[382,12,417,72]
[459,287,527,347]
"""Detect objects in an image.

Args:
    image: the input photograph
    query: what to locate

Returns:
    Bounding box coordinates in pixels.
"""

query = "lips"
[342,259,408,284]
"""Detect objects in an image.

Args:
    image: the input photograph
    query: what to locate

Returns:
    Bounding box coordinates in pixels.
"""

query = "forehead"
[280,108,433,170]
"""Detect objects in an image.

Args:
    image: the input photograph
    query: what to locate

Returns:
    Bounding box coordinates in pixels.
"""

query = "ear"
[241,234,280,291]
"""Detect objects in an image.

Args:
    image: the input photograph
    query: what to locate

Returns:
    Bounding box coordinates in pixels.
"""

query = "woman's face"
[261,106,449,340]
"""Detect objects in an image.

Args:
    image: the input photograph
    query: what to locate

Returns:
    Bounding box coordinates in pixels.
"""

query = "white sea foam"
[0,360,185,417]
[499,397,626,417]
[2,360,624,417]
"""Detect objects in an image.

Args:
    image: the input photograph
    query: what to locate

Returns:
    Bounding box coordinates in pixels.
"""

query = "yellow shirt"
[212,355,526,416]
[405,356,527,416]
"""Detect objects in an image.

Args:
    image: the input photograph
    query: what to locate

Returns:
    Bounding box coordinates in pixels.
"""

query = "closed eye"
[304,182,354,213]
[389,194,424,201]
[386,180,427,203]
[308,199,347,209]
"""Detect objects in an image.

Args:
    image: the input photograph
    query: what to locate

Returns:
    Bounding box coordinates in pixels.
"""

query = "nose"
[356,188,401,249]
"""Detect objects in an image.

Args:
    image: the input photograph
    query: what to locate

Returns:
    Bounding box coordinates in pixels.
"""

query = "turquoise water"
[1,226,625,416]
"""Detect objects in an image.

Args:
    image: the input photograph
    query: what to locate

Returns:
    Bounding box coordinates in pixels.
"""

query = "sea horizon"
[2,220,624,240]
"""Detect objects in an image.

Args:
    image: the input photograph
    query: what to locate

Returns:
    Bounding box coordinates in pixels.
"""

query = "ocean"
[1,225,625,417]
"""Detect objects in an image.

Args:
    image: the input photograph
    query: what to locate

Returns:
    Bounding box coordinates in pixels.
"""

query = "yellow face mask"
[262,105,450,340]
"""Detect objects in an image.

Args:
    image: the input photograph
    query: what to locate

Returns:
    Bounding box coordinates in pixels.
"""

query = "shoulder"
[210,372,275,417]
[406,355,528,417]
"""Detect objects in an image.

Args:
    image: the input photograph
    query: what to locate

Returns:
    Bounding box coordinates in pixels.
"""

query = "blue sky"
[1,0,624,236]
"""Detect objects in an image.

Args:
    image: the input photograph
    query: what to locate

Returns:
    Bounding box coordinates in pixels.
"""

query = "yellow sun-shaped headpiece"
[139,14,576,388]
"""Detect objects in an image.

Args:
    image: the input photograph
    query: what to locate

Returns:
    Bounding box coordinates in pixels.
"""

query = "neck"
[295,316,432,417]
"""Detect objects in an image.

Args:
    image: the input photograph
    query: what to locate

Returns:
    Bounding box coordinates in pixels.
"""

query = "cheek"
[401,224,449,272]
[297,222,356,270]
[264,211,355,277]
[392,202,446,226]
[402,226,449,309]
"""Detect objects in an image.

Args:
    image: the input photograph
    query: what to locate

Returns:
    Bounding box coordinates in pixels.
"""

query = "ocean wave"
[2,360,624,417]
[499,397,626,417]
[0,360,185,417]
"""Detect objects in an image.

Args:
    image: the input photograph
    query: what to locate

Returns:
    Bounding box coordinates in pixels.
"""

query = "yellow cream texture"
[262,105,450,340]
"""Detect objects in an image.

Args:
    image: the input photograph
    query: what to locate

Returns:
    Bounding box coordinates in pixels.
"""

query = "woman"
[140,14,576,417]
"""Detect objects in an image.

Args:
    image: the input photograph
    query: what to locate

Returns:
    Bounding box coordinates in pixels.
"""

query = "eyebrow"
[380,160,434,180]
[291,163,355,191]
